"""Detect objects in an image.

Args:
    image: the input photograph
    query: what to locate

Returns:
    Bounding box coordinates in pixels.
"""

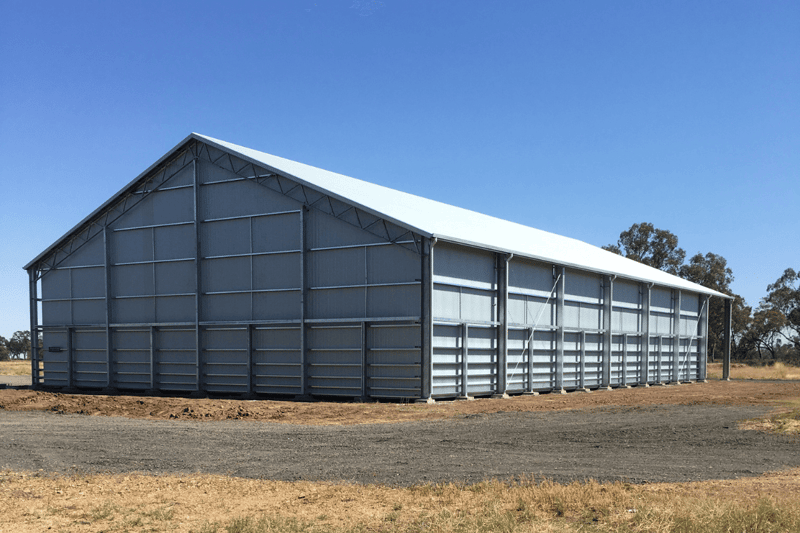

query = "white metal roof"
[27,133,729,299]
[196,134,728,299]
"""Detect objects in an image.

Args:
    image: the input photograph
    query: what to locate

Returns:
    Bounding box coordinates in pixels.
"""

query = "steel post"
[495,254,509,396]
[700,295,710,381]
[555,267,565,392]
[103,225,113,389]
[673,290,682,383]
[28,269,40,386]
[419,238,435,401]
[723,297,732,380]
[192,157,203,393]
[642,284,651,385]
[602,276,614,388]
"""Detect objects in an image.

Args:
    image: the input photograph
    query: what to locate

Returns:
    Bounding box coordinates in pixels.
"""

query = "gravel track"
[2,404,798,485]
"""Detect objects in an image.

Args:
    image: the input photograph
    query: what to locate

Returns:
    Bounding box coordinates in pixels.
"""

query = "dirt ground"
[1,380,798,425]
[1,381,799,487]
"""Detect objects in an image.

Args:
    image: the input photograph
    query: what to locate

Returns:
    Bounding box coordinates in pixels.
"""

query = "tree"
[7,331,31,360]
[747,309,787,360]
[603,222,686,275]
[679,252,751,360]
[0,336,9,362]
[760,268,800,350]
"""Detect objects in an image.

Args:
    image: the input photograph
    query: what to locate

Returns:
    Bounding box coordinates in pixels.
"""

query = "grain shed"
[24,133,732,401]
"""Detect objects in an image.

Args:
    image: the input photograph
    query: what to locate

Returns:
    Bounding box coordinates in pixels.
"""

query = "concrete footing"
[455,395,474,401]
[491,392,510,399]
[415,397,436,404]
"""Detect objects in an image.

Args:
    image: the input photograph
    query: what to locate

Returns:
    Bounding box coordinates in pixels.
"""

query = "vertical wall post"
[723,297,732,380]
[66,326,73,389]
[658,336,664,383]
[642,284,651,385]
[149,325,156,391]
[602,275,614,389]
[419,237,435,402]
[699,295,710,381]
[495,254,510,397]
[360,321,368,400]
[555,266,565,392]
[622,333,629,387]
[192,157,203,393]
[527,326,534,393]
[28,269,40,387]
[299,206,308,397]
[673,290,682,383]
[579,329,586,390]
[102,225,113,390]
[459,323,469,399]
[246,324,253,395]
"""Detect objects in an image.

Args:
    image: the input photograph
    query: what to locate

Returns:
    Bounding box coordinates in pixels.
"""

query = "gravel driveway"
[1,404,798,485]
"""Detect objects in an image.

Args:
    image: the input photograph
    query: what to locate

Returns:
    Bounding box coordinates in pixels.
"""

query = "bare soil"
[1,381,799,487]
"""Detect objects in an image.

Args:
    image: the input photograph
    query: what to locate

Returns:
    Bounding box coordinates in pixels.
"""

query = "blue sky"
[1,0,798,339]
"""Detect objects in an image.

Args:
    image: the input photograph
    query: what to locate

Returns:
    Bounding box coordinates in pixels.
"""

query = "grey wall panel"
[203,328,248,392]
[625,335,642,384]
[309,287,364,319]
[200,169,299,220]
[41,269,70,299]
[41,330,69,386]
[111,187,194,230]
[203,293,250,322]
[432,284,461,320]
[465,325,497,396]
[113,264,154,296]
[614,280,639,306]
[114,298,155,324]
[309,247,365,287]
[508,259,553,296]
[155,262,195,294]
[155,296,194,322]
[459,287,495,323]
[367,286,420,317]
[613,307,641,333]
[564,269,602,303]
[112,329,151,389]
[202,219,250,257]
[650,288,672,312]
[252,213,300,253]
[433,243,495,290]
[253,254,301,290]
[252,326,302,395]
[72,329,107,387]
[367,245,419,284]
[113,229,153,263]
[610,335,624,386]
[203,257,250,292]
[155,328,196,391]
[307,209,384,248]
[72,300,105,325]
[506,328,530,392]
[530,329,557,390]
[584,333,603,387]
[58,234,104,268]
[154,224,195,260]
[431,323,461,397]
[253,292,301,321]
[650,310,672,335]
[562,331,581,389]
[307,325,362,396]
[42,301,70,325]
[367,324,420,398]
[71,267,105,298]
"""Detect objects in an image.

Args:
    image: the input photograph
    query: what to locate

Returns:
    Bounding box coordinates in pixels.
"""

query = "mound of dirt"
[1,380,798,425]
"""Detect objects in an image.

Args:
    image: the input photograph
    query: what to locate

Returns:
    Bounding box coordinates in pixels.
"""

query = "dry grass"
[0,360,33,376]
[2,469,800,533]
[707,361,800,380]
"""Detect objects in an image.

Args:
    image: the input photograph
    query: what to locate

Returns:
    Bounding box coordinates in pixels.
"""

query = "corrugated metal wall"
[33,140,707,400]
[37,142,422,398]
[428,243,708,399]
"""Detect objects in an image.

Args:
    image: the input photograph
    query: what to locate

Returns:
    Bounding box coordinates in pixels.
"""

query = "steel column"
[28,269,40,386]
[149,325,156,390]
[419,238,435,401]
[360,321,368,399]
[622,333,628,387]
[527,326,534,393]
[192,157,203,392]
[673,290,682,383]
[299,206,308,396]
[247,323,253,395]
[602,276,614,388]
[103,225,113,389]
[66,326,73,389]
[642,284,651,385]
[555,266,565,391]
[700,295,710,381]
[579,329,586,389]
[723,297,732,380]
[496,254,509,396]
[460,322,469,398]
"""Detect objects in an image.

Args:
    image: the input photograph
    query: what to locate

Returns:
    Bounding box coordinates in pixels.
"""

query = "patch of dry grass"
[2,469,800,533]
[0,360,33,376]
[707,361,800,380]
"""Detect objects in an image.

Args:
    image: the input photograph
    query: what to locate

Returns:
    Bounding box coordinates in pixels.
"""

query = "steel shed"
[24,133,731,400]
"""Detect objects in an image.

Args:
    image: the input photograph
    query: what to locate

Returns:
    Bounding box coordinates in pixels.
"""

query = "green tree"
[760,268,800,350]
[679,252,751,361]
[747,309,787,360]
[7,331,31,360]
[603,222,686,275]
[0,336,9,362]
